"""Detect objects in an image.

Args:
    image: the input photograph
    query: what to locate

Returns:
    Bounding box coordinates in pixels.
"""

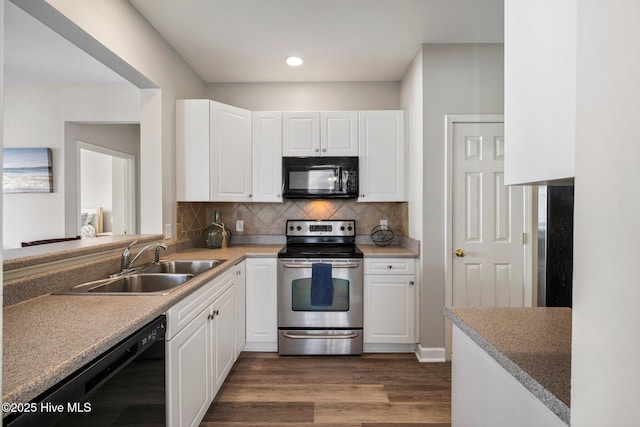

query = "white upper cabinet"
[283,111,358,156]
[358,110,406,202]
[282,112,320,156]
[252,112,283,202]
[176,99,252,202]
[210,101,252,201]
[320,111,358,156]
[504,0,576,185]
[176,99,210,201]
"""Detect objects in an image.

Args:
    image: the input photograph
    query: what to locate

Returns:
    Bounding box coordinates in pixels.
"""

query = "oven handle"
[281,263,361,269]
[282,332,360,339]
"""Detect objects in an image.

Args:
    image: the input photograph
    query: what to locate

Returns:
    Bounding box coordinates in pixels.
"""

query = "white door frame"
[444,114,534,309]
[76,140,136,235]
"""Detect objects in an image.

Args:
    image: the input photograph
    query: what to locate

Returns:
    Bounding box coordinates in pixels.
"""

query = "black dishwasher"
[5,316,166,427]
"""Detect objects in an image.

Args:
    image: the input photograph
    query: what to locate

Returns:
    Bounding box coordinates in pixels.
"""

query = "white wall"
[37,0,207,236]
[571,1,640,425]
[206,82,400,111]
[80,150,112,230]
[1,0,5,399]
[3,83,139,249]
[421,44,504,351]
[64,123,140,236]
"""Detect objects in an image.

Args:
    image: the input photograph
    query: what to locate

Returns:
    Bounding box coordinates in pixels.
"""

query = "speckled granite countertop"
[357,244,418,257]
[3,234,163,271]
[3,242,417,407]
[444,307,571,425]
[2,245,280,406]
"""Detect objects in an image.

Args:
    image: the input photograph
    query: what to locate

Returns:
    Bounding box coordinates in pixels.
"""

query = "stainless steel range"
[277,219,363,355]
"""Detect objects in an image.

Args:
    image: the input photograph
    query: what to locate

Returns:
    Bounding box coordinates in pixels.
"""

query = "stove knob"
[347,226,353,231]
[296,226,302,231]
[340,226,345,231]
[289,226,294,231]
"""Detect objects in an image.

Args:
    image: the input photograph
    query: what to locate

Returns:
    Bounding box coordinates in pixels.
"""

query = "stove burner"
[279,220,362,259]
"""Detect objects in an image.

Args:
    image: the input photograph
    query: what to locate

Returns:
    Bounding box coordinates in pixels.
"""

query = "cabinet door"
[282,112,320,156]
[176,99,210,201]
[452,326,567,427]
[167,309,211,427]
[321,111,358,156]
[234,261,246,357]
[504,0,576,185]
[210,101,252,201]
[245,258,278,350]
[364,274,415,344]
[211,285,236,396]
[358,111,406,202]
[252,112,283,202]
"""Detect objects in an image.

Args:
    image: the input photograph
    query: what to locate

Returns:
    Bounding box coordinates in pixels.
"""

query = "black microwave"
[282,157,358,199]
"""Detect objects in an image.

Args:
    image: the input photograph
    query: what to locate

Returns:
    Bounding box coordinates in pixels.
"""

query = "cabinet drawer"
[364,258,415,275]
[166,269,234,340]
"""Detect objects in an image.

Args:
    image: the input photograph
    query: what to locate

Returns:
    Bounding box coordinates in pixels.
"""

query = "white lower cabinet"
[234,261,246,356]
[167,308,211,427]
[245,258,278,351]
[452,326,566,427]
[166,269,238,427]
[363,258,417,349]
[211,285,236,396]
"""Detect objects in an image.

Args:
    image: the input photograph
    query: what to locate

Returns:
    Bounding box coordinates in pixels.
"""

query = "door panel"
[453,122,525,308]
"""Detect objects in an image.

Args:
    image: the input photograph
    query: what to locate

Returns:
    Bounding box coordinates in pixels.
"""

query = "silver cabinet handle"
[283,332,359,339]
[281,263,360,269]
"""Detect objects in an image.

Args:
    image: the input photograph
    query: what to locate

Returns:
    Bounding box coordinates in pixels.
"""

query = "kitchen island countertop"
[445,306,571,424]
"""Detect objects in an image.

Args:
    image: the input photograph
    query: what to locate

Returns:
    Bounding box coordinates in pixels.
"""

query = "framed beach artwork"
[3,148,54,193]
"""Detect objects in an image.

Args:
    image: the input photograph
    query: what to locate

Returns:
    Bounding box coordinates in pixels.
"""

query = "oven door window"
[291,278,349,311]
[289,168,339,191]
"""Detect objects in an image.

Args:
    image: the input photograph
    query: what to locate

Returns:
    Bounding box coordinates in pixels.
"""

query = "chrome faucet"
[114,240,168,276]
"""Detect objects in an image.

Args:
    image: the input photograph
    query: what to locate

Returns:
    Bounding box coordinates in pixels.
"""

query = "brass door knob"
[455,249,465,258]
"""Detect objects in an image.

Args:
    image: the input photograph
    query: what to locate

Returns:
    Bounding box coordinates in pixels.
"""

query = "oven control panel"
[285,220,356,237]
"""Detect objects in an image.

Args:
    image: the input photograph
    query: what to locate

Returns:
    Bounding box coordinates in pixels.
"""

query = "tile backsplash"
[177,200,408,242]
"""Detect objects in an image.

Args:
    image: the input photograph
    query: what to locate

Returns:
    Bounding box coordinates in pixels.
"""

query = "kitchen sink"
[54,258,226,295]
[58,273,194,295]
[139,259,226,276]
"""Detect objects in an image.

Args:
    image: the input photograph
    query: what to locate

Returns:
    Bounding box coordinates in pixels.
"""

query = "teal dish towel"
[311,263,334,306]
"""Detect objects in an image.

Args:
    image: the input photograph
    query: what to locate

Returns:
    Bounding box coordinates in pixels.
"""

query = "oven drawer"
[278,329,363,355]
[364,258,415,275]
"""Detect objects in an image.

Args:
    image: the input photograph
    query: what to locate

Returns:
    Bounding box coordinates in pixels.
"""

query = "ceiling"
[130,0,504,82]
[5,0,504,84]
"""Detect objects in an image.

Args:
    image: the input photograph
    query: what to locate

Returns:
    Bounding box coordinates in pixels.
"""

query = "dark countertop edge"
[444,307,570,425]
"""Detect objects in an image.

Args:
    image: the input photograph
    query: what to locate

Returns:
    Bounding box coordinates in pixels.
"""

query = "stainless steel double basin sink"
[57,259,226,295]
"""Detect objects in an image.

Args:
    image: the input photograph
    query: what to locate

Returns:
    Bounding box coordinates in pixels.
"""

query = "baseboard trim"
[415,345,446,362]
[243,342,278,352]
[363,343,417,353]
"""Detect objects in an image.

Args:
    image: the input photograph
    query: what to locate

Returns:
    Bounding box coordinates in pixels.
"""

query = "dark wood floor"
[201,352,451,426]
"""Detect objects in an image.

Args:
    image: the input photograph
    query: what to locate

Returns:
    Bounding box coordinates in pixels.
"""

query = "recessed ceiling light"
[286,56,304,67]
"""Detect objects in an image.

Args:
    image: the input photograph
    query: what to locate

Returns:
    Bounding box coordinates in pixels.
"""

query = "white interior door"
[451,122,526,307]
